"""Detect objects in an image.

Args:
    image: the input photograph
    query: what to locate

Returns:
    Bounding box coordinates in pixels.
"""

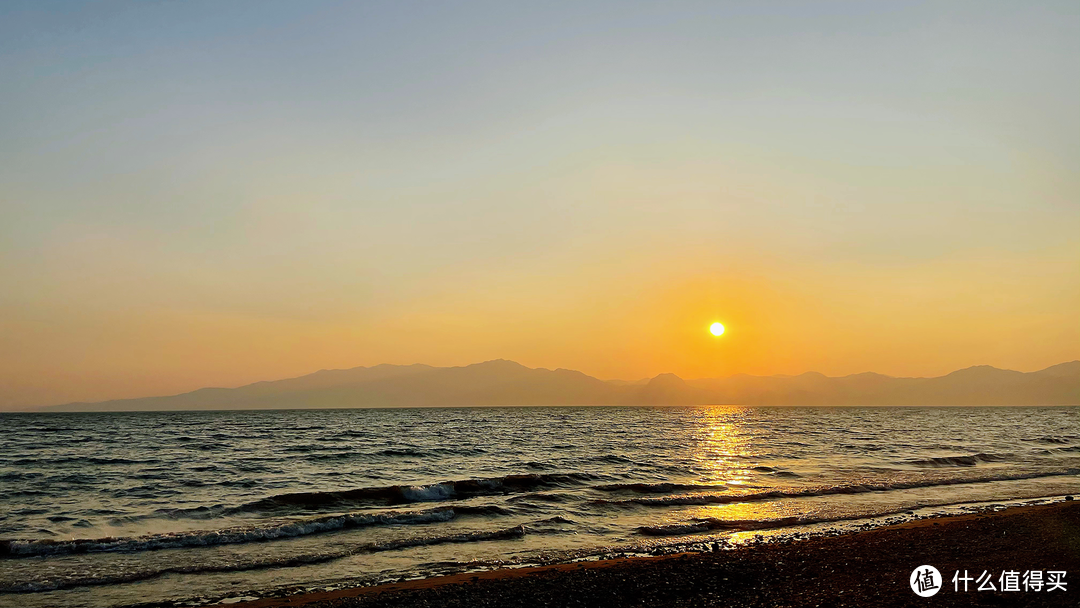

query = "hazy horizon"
[12,357,1075,412]
[2,1,1078,409]
[56,356,1080,395]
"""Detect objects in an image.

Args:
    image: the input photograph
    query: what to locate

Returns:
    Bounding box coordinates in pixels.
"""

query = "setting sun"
[709,322,725,337]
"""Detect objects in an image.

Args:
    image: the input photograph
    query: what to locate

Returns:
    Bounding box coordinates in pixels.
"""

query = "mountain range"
[40,359,1080,411]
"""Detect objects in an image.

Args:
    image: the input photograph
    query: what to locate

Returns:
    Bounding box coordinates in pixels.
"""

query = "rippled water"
[1,406,1077,607]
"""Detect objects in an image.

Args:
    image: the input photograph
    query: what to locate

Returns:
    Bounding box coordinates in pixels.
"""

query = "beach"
[219,500,1079,608]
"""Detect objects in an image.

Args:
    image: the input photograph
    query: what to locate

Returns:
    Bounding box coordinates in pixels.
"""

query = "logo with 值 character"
[910,565,942,597]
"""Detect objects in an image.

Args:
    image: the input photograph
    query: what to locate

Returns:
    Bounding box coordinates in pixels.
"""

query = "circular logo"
[910,565,942,597]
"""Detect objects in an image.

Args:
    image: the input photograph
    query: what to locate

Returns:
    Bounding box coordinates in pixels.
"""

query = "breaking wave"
[594,470,1079,508]
[907,453,1009,467]
[232,473,595,512]
[637,519,779,536]
[636,507,923,537]
[1,525,528,593]
[1,505,512,558]
[593,482,729,494]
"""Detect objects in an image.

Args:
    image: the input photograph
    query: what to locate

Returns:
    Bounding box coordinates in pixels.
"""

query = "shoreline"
[212,499,1079,608]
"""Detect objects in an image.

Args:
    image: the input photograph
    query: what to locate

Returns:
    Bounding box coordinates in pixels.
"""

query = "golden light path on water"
[666,406,789,527]
[679,407,912,533]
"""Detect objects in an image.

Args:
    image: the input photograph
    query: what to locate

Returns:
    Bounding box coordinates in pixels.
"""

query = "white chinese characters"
[951,570,1067,592]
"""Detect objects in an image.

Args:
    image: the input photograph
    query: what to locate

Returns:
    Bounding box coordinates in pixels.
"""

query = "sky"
[1,1,1078,408]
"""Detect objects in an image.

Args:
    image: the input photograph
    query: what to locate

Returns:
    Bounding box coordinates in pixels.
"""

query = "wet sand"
[219,500,1079,607]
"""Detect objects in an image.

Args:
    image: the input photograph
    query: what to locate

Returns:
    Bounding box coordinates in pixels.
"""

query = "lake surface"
[1,406,1077,607]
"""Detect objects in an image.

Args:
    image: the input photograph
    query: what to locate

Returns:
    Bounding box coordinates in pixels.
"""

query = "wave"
[297,447,492,461]
[593,470,1080,508]
[592,454,635,464]
[635,518,781,537]
[635,490,1080,538]
[533,515,576,524]
[635,506,905,537]
[378,448,432,457]
[1038,446,1080,454]
[907,453,1009,467]
[9,456,158,467]
[0,524,528,594]
[593,482,730,494]
[637,513,877,536]
[376,447,488,458]
[505,492,574,505]
[0,472,43,482]
[0,505,512,558]
[749,466,800,477]
[1021,436,1075,444]
[234,473,595,512]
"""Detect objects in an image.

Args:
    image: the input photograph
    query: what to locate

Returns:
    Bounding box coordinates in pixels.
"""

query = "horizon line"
[10,358,1079,412]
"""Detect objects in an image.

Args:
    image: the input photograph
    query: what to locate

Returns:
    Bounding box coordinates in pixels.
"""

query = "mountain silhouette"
[41,360,1080,411]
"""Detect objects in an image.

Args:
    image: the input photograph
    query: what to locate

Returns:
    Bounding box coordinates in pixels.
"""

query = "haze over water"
[3,406,1077,607]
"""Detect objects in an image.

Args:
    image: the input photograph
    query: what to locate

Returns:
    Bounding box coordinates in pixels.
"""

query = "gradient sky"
[1,1,1078,408]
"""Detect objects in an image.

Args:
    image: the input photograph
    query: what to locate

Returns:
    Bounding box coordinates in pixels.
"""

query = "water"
[1,406,1077,607]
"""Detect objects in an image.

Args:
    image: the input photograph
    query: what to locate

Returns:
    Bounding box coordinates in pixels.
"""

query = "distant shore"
[29,359,1080,412]
[217,500,1079,608]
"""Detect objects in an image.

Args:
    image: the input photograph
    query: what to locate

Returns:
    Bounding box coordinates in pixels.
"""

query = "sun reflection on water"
[689,405,761,484]
[671,406,797,528]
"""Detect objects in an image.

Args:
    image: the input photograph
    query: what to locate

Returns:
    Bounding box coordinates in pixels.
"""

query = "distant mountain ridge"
[40,360,1080,411]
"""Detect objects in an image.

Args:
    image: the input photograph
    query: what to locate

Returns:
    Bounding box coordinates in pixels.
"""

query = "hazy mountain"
[41,360,1079,412]
[633,373,709,405]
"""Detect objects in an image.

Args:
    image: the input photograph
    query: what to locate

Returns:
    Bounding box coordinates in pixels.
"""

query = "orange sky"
[3,242,1076,408]
[1,3,1078,408]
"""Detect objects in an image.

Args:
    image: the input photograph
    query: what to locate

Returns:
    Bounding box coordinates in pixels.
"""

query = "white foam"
[400,483,456,502]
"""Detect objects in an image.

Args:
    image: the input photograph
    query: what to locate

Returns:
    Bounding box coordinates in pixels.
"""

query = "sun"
[709,322,725,336]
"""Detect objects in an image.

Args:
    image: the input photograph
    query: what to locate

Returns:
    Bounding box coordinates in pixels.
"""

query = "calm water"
[1,406,1078,607]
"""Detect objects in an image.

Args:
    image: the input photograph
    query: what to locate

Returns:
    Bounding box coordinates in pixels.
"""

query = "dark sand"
[220,501,1079,607]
